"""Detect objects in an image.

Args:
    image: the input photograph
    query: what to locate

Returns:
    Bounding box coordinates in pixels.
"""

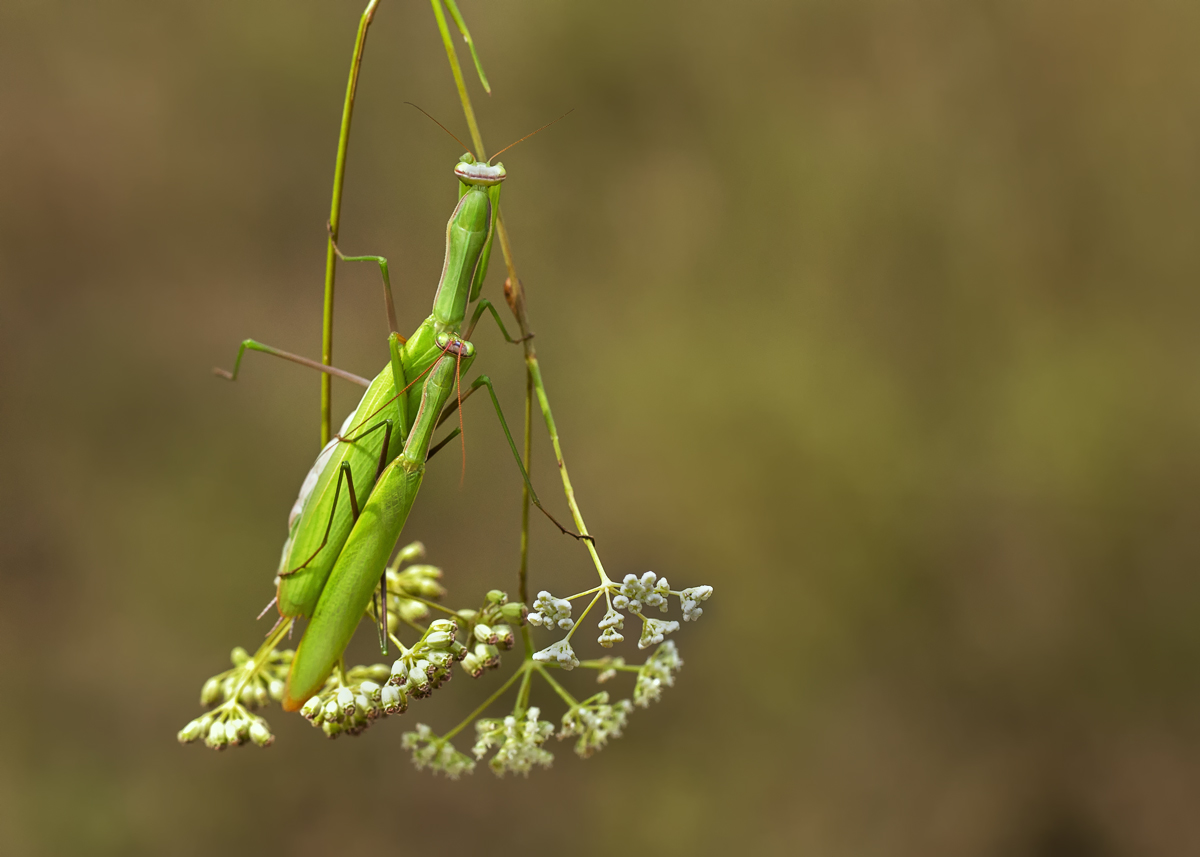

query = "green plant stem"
[534,664,579,708]
[221,618,295,711]
[433,0,612,592]
[430,0,486,158]
[321,0,381,446]
[442,662,527,740]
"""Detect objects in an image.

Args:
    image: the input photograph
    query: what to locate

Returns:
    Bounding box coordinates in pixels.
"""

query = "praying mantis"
[219,152,579,712]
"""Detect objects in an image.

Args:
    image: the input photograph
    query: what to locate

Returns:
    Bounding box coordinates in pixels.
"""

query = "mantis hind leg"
[283,418,392,577]
[430,374,591,543]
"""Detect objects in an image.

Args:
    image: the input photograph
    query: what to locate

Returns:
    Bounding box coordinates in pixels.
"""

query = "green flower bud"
[500,601,528,623]
[268,680,285,701]
[394,541,425,566]
[460,652,484,678]
[449,641,468,660]
[177,717,207,744]
[486,589,506,604]
[230,647,250,666]
[336,687,355,715]
[363,664,391,682]
[473,624,495,644]
[323,699,340,723]
[321,719,343,739]
[359,681,381,701]
[425,631,453,649]
[429,618,457,637]
[493,624,515,649]
[199,677,222,706]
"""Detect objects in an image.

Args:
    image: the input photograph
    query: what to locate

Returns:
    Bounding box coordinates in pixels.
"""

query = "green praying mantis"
[218,152,579,712]
[180,0,713,761]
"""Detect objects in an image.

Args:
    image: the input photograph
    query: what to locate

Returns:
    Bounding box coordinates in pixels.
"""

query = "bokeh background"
[2,0,1199,854]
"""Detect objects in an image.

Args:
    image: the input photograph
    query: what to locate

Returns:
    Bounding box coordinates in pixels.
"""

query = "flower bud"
[355,694,373,718]
[321,719,343,739]
[429,619,457,637]
[249,720,273,747]
[300,695,322,720]
[500,601,528,624]
[230,647,249,666]
[323,699,340,723]
[493,624,515,649]
[389,659,409,685]
[449,641,468,660]
[424,631,453,649]
[486,589,506,604]
[199,677,222,706]
[177,717,206,744]
[381,684,407,715]
[394,541,425,566]
[227,718,249,744]
[473,624,495,644]
[460,652,484,678]
[336,687,355,715]
[268,680,285,701]
[363,664,391,682]
[205,720,228,749]
[359,681,381,701]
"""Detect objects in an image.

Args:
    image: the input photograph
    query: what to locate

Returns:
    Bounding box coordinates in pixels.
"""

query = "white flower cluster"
[179,645,296,749]
[528,590,574,630]
[532,638,580,670]
[613,572,671,613]
[177,708,275,749]
[633,641,683,707]
[638,617,680,650]
[679,585,713,622]
[299,671,399,738]
[473,707,555,776]
[597,607,624,647]
[559,692,633,758]
[401,724,475,779]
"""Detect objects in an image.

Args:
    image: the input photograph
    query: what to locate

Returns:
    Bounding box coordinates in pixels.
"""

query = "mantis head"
[455,155,506,187]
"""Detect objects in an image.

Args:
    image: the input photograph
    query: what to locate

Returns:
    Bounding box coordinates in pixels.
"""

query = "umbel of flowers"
[179,543,712,776]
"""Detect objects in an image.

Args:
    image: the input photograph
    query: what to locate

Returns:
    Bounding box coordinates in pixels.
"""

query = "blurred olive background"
[2,0,1199,854]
